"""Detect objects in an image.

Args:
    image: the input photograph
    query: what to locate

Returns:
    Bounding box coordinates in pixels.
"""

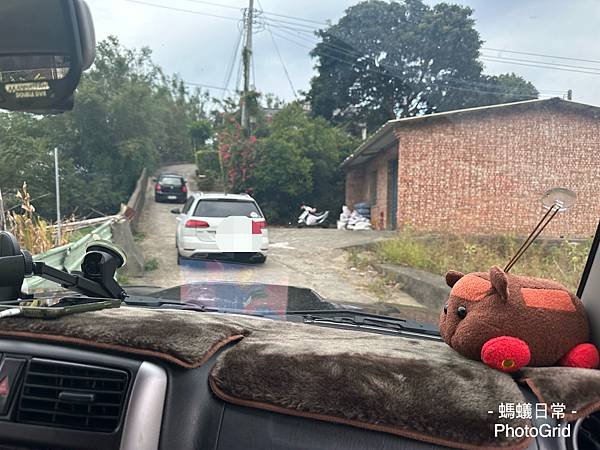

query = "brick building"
[342,98,600,237]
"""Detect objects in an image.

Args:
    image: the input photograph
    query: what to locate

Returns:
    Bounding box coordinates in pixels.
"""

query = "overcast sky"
[86,0,600,106]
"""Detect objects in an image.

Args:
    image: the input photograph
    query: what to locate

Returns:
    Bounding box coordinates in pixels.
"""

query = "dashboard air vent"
[574,411,600,450]
[16,359,129,432]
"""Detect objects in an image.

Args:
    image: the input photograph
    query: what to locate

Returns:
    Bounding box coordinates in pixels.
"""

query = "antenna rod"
[504,204,560,272]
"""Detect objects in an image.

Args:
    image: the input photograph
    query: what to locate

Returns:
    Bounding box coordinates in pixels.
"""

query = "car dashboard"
[0,336,593,450]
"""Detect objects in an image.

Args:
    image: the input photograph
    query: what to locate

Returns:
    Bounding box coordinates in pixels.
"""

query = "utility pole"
[54,147,62,246]
[240,0,254,130]
[0,188,5,231]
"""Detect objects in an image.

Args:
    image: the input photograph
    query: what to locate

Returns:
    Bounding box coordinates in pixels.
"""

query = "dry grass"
[375,228,592,292]
[6,183,73,253]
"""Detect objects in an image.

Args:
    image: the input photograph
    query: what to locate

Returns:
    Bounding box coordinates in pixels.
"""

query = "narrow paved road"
[134,164,430,317]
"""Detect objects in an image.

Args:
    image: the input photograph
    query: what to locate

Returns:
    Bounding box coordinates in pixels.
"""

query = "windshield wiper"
[272,310,441,340]
[124,298,441,339]
[123,296,253,315]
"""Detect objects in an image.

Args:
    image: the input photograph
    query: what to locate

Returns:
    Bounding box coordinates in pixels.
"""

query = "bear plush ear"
[490,266,509,302]
[446,271,465,288]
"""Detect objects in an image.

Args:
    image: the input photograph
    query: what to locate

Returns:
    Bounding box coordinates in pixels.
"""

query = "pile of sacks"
[338,205,373,230]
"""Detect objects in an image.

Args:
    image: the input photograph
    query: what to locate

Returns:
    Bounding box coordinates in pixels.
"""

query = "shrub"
[375,228,591,292]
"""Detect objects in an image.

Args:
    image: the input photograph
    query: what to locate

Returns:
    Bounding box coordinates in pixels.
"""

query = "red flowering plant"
[215,115,257,193]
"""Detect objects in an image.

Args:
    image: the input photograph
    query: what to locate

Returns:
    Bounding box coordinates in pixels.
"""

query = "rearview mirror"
[0,0,96,113]
[171,208,181,215]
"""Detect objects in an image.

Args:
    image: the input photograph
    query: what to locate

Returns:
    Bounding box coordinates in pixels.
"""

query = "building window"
[369,170,378,205]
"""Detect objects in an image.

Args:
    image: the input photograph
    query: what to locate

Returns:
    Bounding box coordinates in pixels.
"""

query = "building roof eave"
[341,97,600,170]
[341,121,397,169]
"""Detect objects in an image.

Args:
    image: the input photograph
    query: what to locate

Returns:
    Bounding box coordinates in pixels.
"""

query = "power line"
[271,26,544,98]
[183,81,231,92]
[261,15,322,31]
[124,0,240,21]
[180,0,327,26]
[264,21,575,95]
[270,19,600,79]
[124,0,566,98]
[178,0,243,11]
[481,56,600,75]
[481,53,600,73]
[127,0,600,79]
[235,47,244,91]
[261,11,326,27]
[483,47,600,65]
[266,25,298,98]
[267,23,541,95]
[262,17,320,33]
[268,30,538,100]
[222,24,245,97]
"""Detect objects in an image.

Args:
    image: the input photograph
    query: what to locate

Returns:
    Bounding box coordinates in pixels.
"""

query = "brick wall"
[345,144,397,229]
[344,165,366,209]
[393,104,600,237]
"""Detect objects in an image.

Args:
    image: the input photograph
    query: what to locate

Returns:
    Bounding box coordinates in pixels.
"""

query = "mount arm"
[33,262,125,299]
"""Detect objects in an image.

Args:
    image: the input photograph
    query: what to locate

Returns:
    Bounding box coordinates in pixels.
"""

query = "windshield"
[3,0,598,331]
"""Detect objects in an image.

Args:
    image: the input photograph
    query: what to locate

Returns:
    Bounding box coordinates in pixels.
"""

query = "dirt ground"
[133,164,433,318]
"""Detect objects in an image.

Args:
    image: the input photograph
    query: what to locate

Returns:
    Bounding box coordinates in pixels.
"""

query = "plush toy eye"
[443,303,448,314]
[457,306,467,319]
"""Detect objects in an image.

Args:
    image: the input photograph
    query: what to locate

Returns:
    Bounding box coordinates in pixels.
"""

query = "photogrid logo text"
[494,423,571,438]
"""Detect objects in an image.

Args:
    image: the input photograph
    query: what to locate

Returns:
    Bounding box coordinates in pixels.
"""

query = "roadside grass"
[366,276,404,300]
[347,249,373,271]
[144,257,160,272]
[374,229,592,292]
[346,249,404,300]
[133,231,147,242]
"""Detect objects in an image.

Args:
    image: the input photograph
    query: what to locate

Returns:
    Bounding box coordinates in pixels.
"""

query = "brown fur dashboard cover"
[2,307,600,449]
[0,307,247,368]
[209,318,533,450]
[520,366,600,421]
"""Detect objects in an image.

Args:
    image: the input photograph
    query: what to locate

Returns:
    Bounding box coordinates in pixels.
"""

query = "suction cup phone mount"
[504,187,577,273]
[0,231,127,303]
[0,232,34,302]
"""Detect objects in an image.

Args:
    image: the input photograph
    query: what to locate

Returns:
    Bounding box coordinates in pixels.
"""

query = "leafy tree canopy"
[308,0,539,132]
[212,101,357,223]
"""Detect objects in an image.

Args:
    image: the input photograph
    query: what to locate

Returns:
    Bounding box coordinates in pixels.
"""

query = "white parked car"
[172,192,269,264]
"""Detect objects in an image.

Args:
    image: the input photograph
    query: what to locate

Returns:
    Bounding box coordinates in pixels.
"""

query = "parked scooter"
[298,204,330,228]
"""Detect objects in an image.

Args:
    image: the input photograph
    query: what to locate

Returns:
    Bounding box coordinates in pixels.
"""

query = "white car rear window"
[194,199,262,218]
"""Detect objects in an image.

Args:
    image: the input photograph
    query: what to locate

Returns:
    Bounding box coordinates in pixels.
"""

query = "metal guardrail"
[125,168,148,232]
[22,167,148,291]
[24,221,113,291]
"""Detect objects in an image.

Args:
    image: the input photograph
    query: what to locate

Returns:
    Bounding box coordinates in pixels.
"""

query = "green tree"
[189,119,213,151]
[0,36,207,219]
[249,103,357,223]
[473,73,539,106]
[308,0,538,132]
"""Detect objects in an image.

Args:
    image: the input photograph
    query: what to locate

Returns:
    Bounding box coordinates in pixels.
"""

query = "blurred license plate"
[168,195,177,199]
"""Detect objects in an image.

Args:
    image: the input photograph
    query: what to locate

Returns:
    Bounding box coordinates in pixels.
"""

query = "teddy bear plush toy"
[439,266,600,372]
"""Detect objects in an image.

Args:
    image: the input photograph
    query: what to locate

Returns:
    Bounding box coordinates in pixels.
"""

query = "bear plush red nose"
[439,266,599,372]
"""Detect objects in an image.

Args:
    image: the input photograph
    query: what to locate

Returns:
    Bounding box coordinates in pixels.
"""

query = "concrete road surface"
[133,164,433,320]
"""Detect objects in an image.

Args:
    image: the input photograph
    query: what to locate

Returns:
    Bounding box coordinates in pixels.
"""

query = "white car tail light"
[252,220,267,234]
[185,219,210,228]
